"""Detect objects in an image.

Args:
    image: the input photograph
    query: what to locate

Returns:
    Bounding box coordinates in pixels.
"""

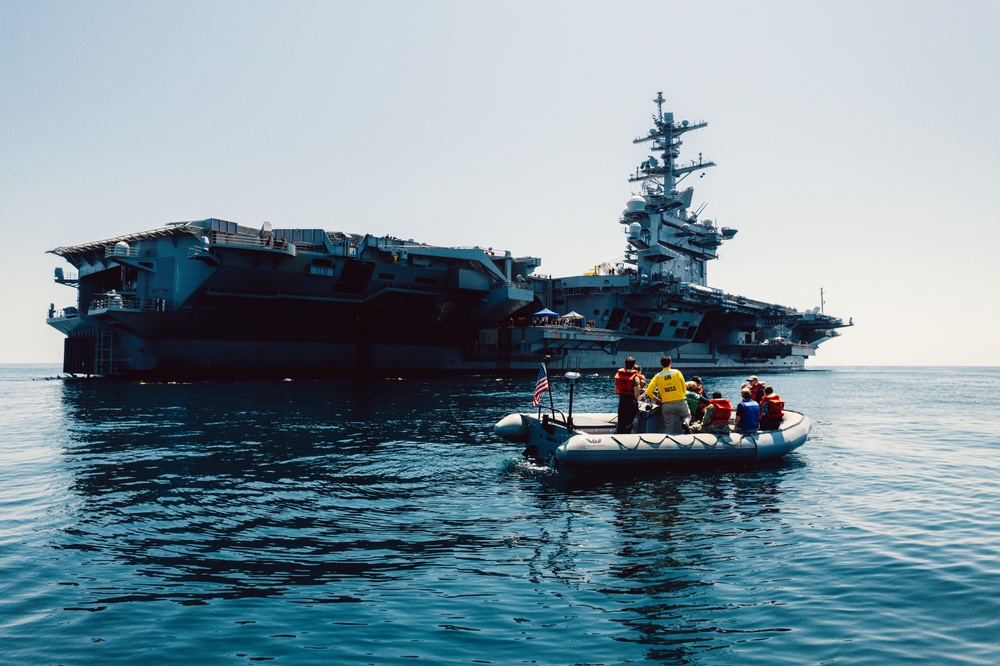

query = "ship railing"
[367,236,490,251]
[717,292,781,311]
[370,236,504,256]
[104,246,140,258]
[492,278,533,291]
[47,306,80,320]
[203,231,297,255]
[54,271,79,283]
[538,323,620,335]
[86,296,167,313]
[675,281,799,314]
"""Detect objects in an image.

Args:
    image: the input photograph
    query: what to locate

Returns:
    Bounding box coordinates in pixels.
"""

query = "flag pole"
[544,362,556,418]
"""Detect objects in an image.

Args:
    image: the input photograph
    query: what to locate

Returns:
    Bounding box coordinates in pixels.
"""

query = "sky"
[2,0,999,366]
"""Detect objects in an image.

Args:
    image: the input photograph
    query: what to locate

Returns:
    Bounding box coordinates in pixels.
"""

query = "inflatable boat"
[494,378,811,470]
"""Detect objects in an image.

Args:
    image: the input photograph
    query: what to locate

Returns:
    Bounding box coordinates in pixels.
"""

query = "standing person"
[645,355,690,434]
[691,391,734,434]
[634,365,647,391]
[613,357,641,434]
[734,388,761,433]
[759,386,785,430]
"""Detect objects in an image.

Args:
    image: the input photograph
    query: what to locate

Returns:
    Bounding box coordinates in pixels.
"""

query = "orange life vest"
[762,394,784,418]
[614,369,638,396]
[750,383,766,403]
[709,398,733,424]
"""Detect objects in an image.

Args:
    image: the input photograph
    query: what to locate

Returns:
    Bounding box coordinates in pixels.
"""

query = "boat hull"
[494,410,811,470]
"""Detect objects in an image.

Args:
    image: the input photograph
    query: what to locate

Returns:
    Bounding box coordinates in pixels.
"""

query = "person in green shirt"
[685,381,709,424]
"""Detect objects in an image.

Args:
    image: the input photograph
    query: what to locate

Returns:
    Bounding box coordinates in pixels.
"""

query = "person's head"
[764,386,773,395]
[686,381,697,390]
[692,376,702,386]
[660,355,672,369]
[712,391,723,399]
[624,356,636,370]
[741,388,752,399]
[747,375,759,385]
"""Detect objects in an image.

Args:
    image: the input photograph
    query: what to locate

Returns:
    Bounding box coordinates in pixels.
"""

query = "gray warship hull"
[46,95,849,378]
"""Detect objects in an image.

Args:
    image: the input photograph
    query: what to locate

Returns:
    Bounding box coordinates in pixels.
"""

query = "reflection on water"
[2,367,999,664]
[49,375,805,661]
[57,380,517,601]
[506,465,800,662]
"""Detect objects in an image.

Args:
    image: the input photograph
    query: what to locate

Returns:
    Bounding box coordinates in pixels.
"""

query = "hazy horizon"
[4,1,998,366]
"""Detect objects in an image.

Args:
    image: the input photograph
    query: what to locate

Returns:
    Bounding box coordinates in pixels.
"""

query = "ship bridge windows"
[648,322,664,337]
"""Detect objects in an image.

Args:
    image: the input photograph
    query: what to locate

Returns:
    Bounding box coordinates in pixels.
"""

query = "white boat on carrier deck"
[494,373,811,470]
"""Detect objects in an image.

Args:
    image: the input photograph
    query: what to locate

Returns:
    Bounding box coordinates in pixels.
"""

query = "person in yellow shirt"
[644,355,690,434]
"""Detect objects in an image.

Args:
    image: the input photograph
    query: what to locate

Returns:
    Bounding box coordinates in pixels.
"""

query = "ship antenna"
[654,91,665,122]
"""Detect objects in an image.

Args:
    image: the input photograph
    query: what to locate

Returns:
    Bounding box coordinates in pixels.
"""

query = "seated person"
[734,388,760,433]
[759,386,785,430]
[690,391,733,435]
[685,381,710,423]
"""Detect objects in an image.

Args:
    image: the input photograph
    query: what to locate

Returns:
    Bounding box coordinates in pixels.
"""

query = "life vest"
[737,399,761,431]
[762,394,784,418]
[709,398,733,424]
[750,383,766,403]
[614,369,638,396]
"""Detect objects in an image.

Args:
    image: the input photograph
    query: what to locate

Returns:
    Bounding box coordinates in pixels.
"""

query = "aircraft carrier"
[47,93,850,378]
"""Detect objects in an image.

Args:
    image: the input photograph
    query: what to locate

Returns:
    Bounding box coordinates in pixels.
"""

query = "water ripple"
[1,366,999,664]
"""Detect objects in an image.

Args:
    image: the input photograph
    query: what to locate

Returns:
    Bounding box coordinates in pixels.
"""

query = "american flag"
[532,364,549,406]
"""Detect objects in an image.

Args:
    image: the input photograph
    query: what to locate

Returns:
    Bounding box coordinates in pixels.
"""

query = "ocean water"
[1,364,998,665]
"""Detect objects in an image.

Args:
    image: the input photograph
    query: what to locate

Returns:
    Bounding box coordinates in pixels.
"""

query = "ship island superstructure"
[47,93,849,378]
[484,92,851,374]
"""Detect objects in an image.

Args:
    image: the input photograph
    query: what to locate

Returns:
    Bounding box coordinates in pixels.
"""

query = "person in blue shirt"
[734,388,760,433]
